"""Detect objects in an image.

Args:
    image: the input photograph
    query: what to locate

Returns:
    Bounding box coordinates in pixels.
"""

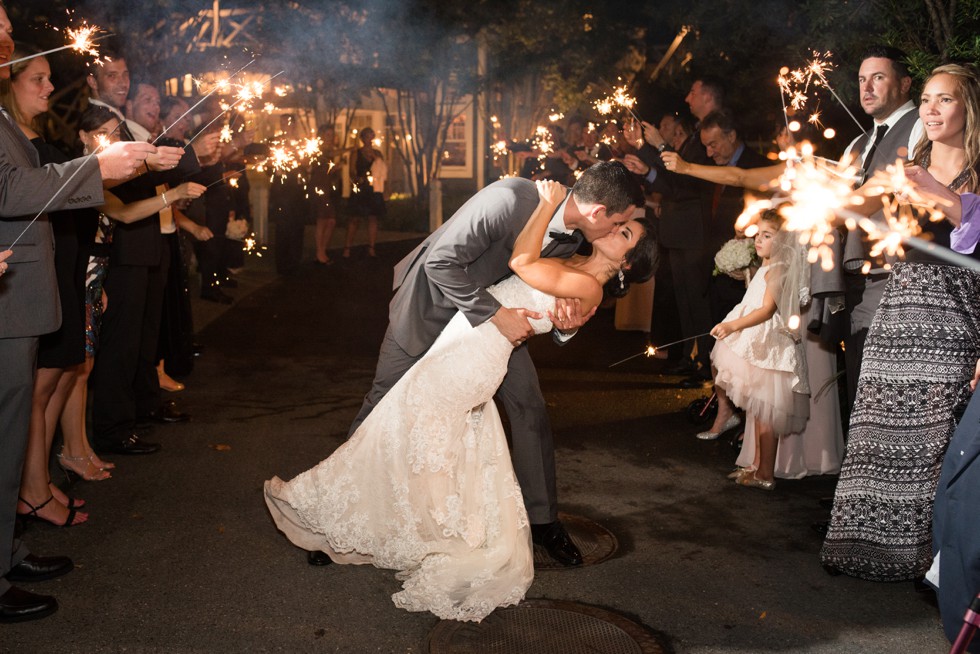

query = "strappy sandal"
[57,449,111,481]
[17,495,85,527]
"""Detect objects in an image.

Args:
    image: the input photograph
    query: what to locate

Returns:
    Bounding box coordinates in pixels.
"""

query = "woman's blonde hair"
[0,46,47,134]
[912,63,980,193]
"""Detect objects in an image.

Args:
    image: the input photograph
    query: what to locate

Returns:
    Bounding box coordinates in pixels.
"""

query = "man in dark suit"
[698,109,772,331]
[88,54,200,456]
[0,0,162,621]
[349,161,643,566]
[623,76,725,387]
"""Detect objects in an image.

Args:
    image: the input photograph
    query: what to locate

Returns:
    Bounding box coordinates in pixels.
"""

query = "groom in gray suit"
[0,1,166,621]
[349,161,643,565]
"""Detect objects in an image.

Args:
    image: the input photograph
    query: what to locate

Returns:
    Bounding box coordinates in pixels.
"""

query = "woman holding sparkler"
[1,48,93,524]
[15,107,204,526]
[265,179,657,622]
[820,63,980,582]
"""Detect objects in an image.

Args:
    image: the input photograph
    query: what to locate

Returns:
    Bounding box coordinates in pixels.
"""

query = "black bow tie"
[548,231,579,244]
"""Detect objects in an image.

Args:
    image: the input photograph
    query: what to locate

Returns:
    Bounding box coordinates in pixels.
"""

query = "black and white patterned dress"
[820,165,980,581]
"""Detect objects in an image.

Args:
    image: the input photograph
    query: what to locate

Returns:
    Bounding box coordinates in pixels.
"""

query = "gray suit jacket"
[0,113,104,338]
[389,177,580,357]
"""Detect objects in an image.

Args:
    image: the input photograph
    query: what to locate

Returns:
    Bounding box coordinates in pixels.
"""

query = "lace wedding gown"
[265,275,556,622]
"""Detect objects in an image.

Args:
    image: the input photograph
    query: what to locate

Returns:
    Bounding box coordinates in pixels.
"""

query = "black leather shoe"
[307,550,332,566]
[201,289,233,304]
[97,433,161,455]
[145,400,190,424]
[531,521,583,566]
[811,520,829,536]
[0,587,58,623]
[192,343,204,357]
[6,554,73,583]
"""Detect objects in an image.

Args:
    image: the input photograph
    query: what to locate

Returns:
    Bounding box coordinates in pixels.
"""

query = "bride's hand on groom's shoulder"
[535,179,566,204]
[491,306,540,345]
[549,297,593,334]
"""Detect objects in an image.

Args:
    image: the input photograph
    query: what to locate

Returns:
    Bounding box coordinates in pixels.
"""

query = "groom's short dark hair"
[571,160,644,214]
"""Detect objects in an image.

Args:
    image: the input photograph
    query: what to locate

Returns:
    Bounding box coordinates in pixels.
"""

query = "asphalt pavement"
[2,232,950,653]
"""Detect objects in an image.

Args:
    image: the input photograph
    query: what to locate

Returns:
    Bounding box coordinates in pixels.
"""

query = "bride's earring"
[618,270,625,290]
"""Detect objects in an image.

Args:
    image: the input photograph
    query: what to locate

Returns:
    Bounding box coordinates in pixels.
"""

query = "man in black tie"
[839,45,922,413]
[87,50,200,456]
[348,162,644,566]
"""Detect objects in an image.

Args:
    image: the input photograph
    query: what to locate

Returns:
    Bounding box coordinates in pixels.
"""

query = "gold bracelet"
[161,191,169,208]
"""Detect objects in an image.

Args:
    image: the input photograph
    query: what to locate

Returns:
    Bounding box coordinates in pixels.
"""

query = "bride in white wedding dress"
[264,180,658,622]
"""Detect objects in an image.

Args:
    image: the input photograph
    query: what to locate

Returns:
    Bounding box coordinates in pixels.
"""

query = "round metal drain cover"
[426,599,666,654]
[534,512,617,570]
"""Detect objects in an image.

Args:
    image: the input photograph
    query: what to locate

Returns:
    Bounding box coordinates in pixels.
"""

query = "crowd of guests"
[0,3,977,643]
[0,12,270,619]
[504,45,980,648]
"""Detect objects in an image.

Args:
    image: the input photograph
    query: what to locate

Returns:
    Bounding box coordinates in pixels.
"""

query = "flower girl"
[706,210,809,490]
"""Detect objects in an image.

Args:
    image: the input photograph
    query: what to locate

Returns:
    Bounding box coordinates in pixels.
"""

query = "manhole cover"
[425,599,666,654]
[534,512,618,570]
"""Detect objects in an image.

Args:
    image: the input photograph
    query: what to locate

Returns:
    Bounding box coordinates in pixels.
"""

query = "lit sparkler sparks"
[155,58,257,143]
[801,51,866,132]
[2,23,109,69]
[186,71,286,148]
[243,233,267,257]
[733,144,977,273]
[608,333,711,368]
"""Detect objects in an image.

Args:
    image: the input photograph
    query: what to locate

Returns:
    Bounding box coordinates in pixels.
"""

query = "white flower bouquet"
[713,238,759,281]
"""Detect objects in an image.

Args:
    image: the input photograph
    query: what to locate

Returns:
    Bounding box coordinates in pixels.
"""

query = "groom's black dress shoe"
[0,587,58,623]
[307,550,332,566]
[6,554,73,583]
[531,521,583,566]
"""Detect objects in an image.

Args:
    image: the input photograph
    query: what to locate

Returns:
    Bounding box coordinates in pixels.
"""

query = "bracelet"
[161,191,169,208]
[657,143,669,153]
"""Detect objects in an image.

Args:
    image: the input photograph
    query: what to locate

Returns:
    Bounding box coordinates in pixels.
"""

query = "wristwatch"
[657,143,669,153]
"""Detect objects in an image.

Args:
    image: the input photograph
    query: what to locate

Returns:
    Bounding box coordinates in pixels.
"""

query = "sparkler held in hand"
[154,57,257,144]
[7,125,156,250]
[608,333,712,368]
[0,25,109,69]
[186,71,286,148]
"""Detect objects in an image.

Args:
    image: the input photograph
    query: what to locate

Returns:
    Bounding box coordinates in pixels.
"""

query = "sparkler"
[204,168,247,189]
[1,25,109,69]
[735,144,980,274]
[594,80,643,125]
[608,333,712,368]
[802,52,866,132]
[186,71,286,147]
[242,233,267,257]
[154,58,257,144]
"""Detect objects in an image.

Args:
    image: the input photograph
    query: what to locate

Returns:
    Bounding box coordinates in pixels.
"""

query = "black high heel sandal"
[17,495,84,528]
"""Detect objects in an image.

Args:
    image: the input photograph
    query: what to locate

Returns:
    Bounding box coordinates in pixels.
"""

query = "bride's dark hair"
[604,217,659,299]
